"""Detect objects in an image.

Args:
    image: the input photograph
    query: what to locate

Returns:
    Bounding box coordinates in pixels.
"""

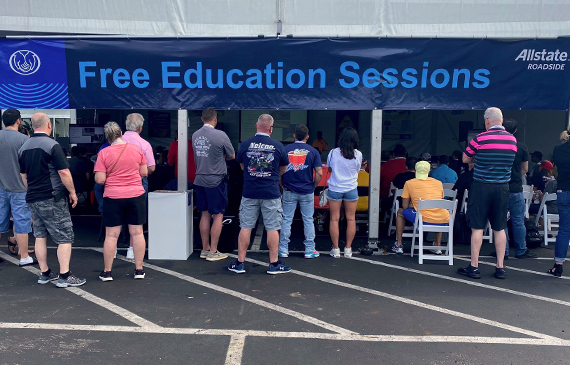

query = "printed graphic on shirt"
[286,148,309,172]
[247,142,275,177]
[194,136,211,157]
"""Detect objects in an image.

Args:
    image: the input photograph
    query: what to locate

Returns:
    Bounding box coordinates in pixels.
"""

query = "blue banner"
[1,38,569,110]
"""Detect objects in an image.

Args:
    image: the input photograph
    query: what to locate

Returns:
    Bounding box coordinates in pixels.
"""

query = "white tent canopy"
[1,0,569,38]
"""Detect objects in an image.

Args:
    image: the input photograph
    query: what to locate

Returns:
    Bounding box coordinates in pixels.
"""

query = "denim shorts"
[402,208,448,226]
[0,189,32,234]
[327,188,359,202]
[28,198,74,244]
[239,197,283,231]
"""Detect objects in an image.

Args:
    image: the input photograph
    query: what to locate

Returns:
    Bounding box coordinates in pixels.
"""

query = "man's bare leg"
[396,208,405,246]
[493,229,506,269]
[266,230,279,263]
[470,229,484,268]
[15,233,29,260]
[35,237,49,272]
[209,214,224,253]
[57,243,72,274]
[434,232,443,246]
[237,228,251,262]
[200,211,212,252]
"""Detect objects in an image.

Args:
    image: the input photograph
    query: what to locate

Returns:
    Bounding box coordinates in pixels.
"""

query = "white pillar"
[368,110,382,245]
[177,109,188,191]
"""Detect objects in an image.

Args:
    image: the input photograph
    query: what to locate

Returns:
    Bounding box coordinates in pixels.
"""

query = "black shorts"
[195,181,228,215]
[103,194,146,227]
[467,181,509,231]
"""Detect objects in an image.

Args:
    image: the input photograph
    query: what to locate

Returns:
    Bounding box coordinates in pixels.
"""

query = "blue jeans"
[555,191,570,263]
[279,190,316,254]
[505,192,527,256]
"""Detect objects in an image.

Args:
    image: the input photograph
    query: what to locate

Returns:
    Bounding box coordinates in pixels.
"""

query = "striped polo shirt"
[464,125,517,184]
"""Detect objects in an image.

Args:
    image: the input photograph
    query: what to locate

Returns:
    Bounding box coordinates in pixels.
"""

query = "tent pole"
[368,110,382,248]
[177,110,188,191]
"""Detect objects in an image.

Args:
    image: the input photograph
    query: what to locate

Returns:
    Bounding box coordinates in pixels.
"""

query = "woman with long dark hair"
[327,128,362,258]
[548,126,570,277]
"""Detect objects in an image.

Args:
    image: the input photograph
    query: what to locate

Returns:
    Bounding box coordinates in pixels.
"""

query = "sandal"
[548,264,563,277]
[7,237,18,256]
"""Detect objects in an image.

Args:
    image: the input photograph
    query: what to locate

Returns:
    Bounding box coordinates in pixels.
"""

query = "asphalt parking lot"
[1,216,570,365]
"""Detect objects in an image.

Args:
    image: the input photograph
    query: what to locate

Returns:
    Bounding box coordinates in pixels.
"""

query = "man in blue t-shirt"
[278,125,322,259]
[228,114,290,275]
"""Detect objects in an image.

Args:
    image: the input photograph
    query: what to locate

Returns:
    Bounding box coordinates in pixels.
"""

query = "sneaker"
[392,243,403,254]
[134,269,145,279]
[494,267,507,279]
[278,251,289,258]
[267,260,292,275]
[126,247,134,260]
[98,271,113,282]
[330,248,341,258]
[38,271,59,284]
[19,256,38,267]
[515,250,538,259]
[429,244,442,255]
[206,251,229,261]
[228,260,246,274]
[344,248,352,258]
[457,265,481,279]
[200,250,209,259]
[304,251,320,259]
[56,273,87,288]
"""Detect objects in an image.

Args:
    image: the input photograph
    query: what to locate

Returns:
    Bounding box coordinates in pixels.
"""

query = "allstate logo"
[9,50,41,75]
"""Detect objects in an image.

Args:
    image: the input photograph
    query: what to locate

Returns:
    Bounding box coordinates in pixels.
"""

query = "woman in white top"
[327,128,363,258]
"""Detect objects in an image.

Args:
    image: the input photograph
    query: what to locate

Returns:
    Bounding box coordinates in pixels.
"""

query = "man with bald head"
[458,107,517,280]
[18,113,86,287]
[229,114,290,274]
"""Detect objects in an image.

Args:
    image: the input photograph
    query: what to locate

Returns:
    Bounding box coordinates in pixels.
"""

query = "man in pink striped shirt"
[458,107,517,280]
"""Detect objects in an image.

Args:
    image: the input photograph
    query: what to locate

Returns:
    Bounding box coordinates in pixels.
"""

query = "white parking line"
[232,254,559,341]
[0,322,568,347]
[348,256,570,307]
[89,248,355,335]
[454,256,570,280]
[225,336,246,365]
[0,251,159,328]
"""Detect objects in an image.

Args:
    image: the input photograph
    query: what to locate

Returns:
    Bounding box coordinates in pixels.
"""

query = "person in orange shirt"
[392,161,449,255]
[311,131,329,154]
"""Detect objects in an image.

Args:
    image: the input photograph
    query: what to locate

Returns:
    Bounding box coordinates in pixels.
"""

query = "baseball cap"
[540,160,553,171]
[415,161,431,180]
[421,152,431,162]
[531,151,543,159]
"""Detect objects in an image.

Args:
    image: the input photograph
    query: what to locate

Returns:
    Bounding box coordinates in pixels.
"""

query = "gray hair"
[484,107,503,126]
[104,121,122,143]
[31,112,50,130]
[256,114,274,131]
[125,113,144,132]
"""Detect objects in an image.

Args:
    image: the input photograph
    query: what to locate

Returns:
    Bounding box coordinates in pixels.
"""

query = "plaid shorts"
[28,198,74,244]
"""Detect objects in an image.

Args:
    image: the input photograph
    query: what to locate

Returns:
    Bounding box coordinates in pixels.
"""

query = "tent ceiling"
[1,0,569,38]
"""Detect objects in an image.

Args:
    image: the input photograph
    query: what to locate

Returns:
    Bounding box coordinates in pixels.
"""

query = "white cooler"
[148,190,193,260]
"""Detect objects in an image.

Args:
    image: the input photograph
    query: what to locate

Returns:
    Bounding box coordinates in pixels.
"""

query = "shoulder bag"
[319,151,333,207]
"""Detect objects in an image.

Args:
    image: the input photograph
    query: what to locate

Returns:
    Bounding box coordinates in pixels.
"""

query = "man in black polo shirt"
[19,113,86,288]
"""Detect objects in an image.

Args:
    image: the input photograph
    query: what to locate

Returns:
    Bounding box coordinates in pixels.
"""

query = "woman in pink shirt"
[94,122,148,282]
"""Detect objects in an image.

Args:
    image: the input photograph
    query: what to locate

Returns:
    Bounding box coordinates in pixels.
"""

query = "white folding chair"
[442,183,455,190]
[523,185,533,193]
[523,190,533,220]
[534,192,559,246]
[410,198,458,265]
[443,189,457,202]
[461,189,493,243]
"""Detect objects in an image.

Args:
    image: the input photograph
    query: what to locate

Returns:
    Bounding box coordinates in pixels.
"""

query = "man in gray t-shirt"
[192,108,235,261]
[0,109,34,266]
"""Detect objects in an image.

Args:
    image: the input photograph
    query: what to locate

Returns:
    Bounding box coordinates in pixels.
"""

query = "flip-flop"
[7,238,18,255]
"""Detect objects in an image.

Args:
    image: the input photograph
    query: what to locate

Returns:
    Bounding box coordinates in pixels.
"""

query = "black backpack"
[524,219,543,248]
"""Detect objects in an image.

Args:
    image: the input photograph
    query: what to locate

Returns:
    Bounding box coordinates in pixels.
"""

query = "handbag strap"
[109,143,128,175]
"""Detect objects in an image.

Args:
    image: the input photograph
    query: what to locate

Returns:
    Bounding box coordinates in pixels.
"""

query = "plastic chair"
[383,182,397,223]
[387,189,415,238]
[461,190,493,243]
[443,189,457,201]
[356,171,370,230]
[442,183,455,190]
[523,185,533,193]
[534,192,559,246]
[410,198,458,265]
[523,190,533,219]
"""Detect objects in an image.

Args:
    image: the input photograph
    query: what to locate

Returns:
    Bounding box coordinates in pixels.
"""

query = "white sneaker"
[344,248,352,258]
[330,248,341,258]
[126,247,134,259]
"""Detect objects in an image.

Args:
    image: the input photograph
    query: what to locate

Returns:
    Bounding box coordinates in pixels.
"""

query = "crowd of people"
[1,106,569,285]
